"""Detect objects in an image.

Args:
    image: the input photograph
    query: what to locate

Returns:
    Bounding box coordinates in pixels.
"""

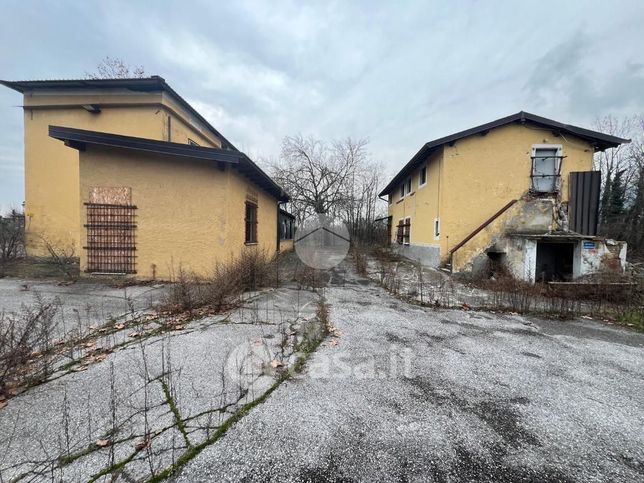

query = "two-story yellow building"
[380,112,629,281]
[1,77,289,279]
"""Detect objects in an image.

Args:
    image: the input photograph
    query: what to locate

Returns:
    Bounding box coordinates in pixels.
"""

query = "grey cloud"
[1,1,644,210]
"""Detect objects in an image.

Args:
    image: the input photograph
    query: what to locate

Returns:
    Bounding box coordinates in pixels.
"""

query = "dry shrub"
[293,265,327,290]
[352,244,368,276]
[163,250,276,313]
[0,294,59,397]
[0,210,25,278]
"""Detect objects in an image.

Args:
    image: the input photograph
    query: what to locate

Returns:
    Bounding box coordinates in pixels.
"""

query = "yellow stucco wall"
[387,149,443,248]
[78,146,279,280]
[20,88,222,256]
[279,239,294,252]
[387,123,595,267]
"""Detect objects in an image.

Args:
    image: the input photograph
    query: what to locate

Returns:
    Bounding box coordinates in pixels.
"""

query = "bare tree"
[272,135,386,240]
[85,56,146,79]
[623,116,644,256]
[593,115,636,222]
[594,114,644,257]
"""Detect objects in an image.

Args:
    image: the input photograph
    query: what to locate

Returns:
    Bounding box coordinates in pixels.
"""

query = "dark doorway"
[536,242,574,281]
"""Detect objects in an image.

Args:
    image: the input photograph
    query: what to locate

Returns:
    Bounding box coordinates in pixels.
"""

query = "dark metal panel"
[569,171,600,236]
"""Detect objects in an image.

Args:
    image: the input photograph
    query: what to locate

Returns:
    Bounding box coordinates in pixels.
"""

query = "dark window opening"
[536,242,574,282]
[280,218,294,240]
[420,166,427,186]
[484,251,507,278]
[400,184,405,198]
[245,202,258,244]
[84,203,137,274]
[406,177,412,194]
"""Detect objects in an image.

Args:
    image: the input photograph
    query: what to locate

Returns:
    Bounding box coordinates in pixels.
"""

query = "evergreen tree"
[608,169,626,219]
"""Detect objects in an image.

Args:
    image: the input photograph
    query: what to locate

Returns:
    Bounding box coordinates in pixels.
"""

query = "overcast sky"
[1,0,644,212]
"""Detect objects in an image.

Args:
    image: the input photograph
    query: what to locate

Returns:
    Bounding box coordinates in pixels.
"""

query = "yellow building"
[1,77,289,279]
[380,112,629,281]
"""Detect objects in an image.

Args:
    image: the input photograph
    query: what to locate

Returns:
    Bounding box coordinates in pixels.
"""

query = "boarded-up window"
[531,146,563,193]
[245,202,258,244]
[84,187,136,274]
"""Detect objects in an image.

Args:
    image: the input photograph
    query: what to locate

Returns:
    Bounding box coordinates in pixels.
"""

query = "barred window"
[245,202,258,244]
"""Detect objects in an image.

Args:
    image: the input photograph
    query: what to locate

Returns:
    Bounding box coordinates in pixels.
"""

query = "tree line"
[594,115,644,258]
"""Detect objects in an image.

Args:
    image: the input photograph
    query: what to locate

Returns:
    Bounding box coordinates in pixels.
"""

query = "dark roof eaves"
[0,77,239,151]
[48,125,240,163]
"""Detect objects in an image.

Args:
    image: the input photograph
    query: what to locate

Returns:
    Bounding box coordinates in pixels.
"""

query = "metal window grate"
[84,203,137,274]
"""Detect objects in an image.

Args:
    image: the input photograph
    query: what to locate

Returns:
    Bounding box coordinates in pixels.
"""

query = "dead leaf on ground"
[72,366,87,372]
[114,323,126,330]
[128,332,141,338]
[0,401,7,410]
[135,436,151,451]
[270,359,283,368]
[173,325,185,331]
[95,438,110,447]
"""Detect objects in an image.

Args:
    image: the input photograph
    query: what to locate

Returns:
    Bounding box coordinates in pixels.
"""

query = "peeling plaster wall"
[577,239,627,276]
[451,197,555,273]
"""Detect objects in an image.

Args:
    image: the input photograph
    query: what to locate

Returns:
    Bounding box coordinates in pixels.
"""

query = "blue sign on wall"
[583,241,596,249]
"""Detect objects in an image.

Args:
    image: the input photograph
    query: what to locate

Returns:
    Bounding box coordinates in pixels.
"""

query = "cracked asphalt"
[176,267,644,482]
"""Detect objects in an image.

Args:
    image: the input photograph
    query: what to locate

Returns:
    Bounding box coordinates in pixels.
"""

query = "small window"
[406,177,412,195]
[245,202,258,244]
[388,193,392,205]
[188,138,200,146]
[400,184,405,198]
[419,166,427,187]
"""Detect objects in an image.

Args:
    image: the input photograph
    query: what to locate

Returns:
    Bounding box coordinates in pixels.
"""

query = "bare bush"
[41,238,79,281]
[0,294,59,398]
[163,250,277,314]
[0,209,25,277]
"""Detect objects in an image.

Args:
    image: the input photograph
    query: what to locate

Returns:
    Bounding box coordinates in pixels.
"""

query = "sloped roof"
[0,76,237,151]
[49,125,289,202]
[379,111,631,196]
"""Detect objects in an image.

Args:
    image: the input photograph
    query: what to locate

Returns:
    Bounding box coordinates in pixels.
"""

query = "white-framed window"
[434,217,440,240]
[531,144,563,193]
[400,183,405,199]
[419,165,427,187]
[405,177,412,195]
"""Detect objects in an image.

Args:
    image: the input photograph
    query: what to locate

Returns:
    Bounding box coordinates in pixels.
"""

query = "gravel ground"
[0,285,320,482]
[0,278,168,339]
[176,265,644,482]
